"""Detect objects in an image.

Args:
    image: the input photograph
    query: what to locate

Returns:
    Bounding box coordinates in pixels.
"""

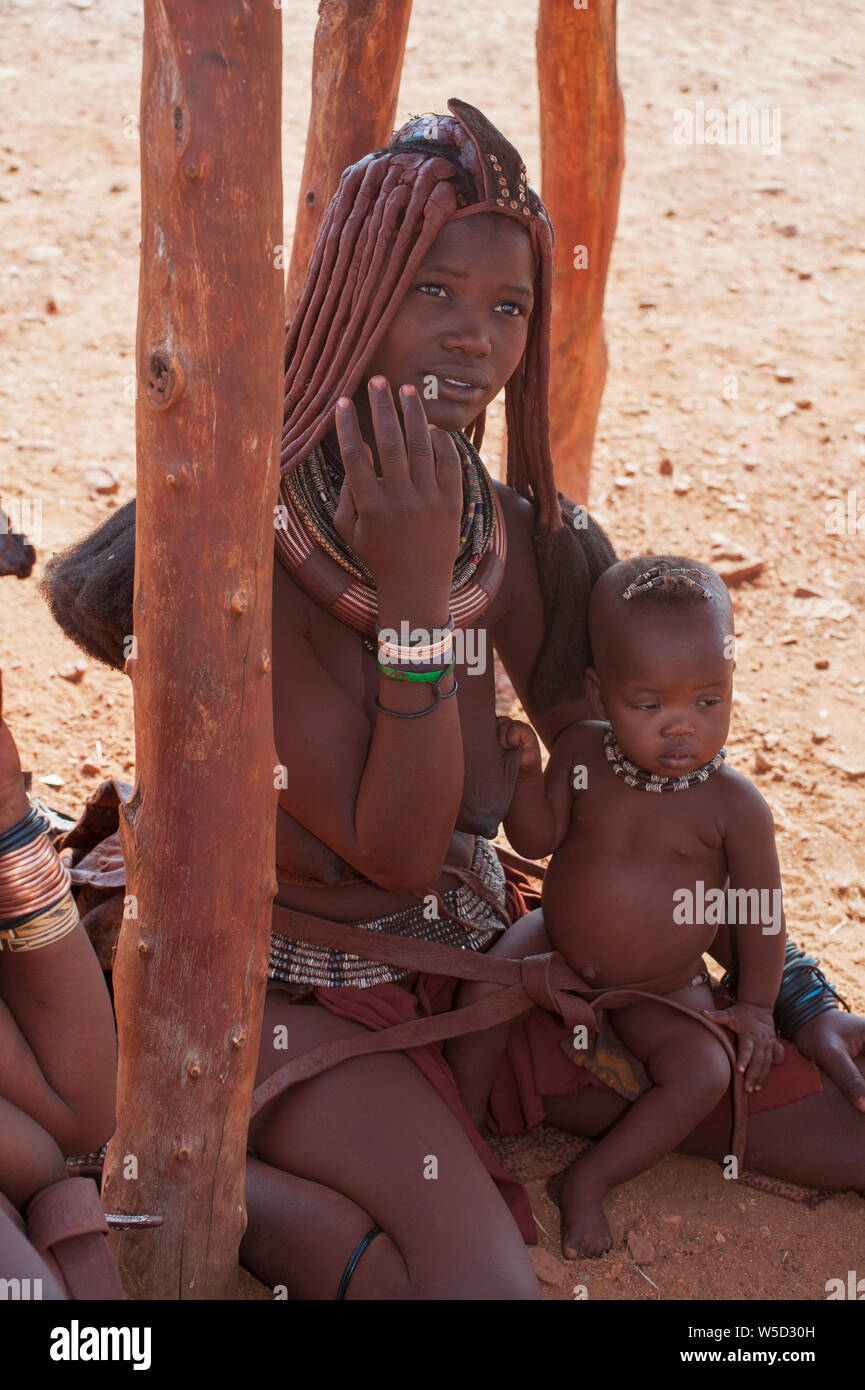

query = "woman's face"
[361,212,536,432]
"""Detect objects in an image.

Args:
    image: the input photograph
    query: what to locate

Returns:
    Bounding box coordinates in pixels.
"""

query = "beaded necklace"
[602,727,726,793]
[275,430,506,641]
[286,431,493,591]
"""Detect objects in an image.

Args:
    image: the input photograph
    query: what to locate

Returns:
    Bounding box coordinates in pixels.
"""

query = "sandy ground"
[1,0,863,1301]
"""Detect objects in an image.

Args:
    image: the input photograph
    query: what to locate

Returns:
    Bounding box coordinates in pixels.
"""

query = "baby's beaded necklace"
[602,727,726,794]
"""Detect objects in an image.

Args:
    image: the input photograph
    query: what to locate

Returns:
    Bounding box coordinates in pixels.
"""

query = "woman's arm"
[274,384,466,894]
[274,583,462,894]
[0,693,117,1155]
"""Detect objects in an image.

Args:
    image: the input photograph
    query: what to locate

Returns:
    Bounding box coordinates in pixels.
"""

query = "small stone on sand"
[529,1247,571,1289]
[59,659,87,683]
[627,1230,656,1265]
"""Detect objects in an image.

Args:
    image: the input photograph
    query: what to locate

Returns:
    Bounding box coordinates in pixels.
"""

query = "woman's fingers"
[746,1044,773,1092]
[736,1035,755,1079]
[334,398,379,510]
[368,377,410,483]
[702,1008,733,1027]
[332,478,359,549]
[822,1042,865,1114]
[429,425,463,509]
[397,384,436,486]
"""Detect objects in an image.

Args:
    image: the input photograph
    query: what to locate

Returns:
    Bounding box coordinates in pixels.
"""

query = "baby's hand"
[496,716,542,778]
[703,1001,782,1093]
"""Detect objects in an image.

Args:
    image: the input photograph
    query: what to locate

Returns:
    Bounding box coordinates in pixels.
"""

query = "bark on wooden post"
[99,0,283,1299]
[537,0,624,503]
[285,0,413,316]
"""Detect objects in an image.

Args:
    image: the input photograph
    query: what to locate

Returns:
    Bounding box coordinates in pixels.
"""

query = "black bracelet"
[0,805,48,857]
[374,674,459,720]
[722,940,850,1041]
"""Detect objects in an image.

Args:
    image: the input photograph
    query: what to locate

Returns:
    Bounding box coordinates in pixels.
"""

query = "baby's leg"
[445,909,549,1132]
[551,984,731,1257]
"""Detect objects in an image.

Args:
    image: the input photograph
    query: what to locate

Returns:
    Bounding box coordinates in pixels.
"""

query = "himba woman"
[42,101,865,1299]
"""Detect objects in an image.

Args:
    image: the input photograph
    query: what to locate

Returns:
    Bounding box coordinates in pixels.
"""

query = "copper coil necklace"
[275,430,505,648]
[286,431,493,591]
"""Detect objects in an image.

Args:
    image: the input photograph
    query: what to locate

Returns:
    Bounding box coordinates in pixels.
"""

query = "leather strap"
[26,1176,109,1249]
[255,901,747,1163]
[25,1178,125,1301]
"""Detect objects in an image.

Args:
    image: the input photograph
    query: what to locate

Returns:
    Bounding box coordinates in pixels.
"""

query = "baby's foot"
[546,1166,612,1258]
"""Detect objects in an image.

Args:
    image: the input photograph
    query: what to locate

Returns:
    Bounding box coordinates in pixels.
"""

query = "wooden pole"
[100,0,283,1299]
[537,0,624,503]
[285,0,413,316]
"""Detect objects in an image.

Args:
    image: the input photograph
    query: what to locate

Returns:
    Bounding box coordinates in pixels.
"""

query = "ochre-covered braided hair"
[280,99,559,530]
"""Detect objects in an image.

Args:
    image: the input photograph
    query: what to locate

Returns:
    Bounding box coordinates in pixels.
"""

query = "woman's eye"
[496,301,524,317]
[418,283,448,299]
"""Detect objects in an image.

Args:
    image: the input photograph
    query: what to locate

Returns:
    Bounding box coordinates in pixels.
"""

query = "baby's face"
[592,611,734,777]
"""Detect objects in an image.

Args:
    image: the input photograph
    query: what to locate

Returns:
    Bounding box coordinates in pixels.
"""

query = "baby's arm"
[704,776,787,1092]
[497,717,577,860]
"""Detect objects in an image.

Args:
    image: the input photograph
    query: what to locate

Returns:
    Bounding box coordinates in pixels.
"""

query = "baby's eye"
[632,702,660,711]
[697,697,723,707]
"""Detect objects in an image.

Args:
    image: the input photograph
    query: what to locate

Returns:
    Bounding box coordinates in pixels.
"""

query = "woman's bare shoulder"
[493,478,535,538]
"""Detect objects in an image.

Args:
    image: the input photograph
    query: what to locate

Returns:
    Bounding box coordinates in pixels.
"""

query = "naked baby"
[452,555,788,1256]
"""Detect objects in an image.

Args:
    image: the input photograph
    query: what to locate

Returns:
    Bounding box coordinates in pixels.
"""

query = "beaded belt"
[268,836,509,989]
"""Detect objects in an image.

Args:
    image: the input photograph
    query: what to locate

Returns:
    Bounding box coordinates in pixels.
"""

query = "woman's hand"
[703,1000,781,1093]
[793,1010,865,1113]
[332,378,462,620]
[496,716,542,778]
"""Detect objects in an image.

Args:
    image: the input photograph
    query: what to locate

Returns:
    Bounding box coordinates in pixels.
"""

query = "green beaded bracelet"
[377,659,456,684]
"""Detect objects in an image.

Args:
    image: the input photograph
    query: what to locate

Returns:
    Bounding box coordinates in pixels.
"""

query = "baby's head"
[586,556,735,777]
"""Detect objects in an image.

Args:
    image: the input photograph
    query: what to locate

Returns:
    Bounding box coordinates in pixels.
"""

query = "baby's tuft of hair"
[588,554,734,675]
[615,555,731,609]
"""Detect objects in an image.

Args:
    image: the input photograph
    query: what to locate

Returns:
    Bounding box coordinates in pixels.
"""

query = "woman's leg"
[242,1157,409,1300]
[0,1190,66,1299]
[543,1054,865,1191]
[677,1053,865,1189]
[246,992,540,1301]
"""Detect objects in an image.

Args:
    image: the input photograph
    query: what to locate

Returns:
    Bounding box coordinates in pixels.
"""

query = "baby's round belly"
[542,847,723,988]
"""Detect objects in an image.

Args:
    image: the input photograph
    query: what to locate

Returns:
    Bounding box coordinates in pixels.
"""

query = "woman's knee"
[412,1258,540,1301]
